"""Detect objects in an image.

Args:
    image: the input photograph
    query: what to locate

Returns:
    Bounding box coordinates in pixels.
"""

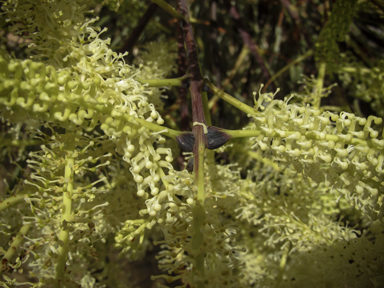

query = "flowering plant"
[0,0,384,287]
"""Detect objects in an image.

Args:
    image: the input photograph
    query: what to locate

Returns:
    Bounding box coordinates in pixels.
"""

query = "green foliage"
[315,0,358,73]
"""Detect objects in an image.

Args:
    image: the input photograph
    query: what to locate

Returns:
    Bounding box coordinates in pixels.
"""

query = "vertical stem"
[201,90,212,127]
[55,149,74,287]
[315,62,326,109]
[179,1,207,284]
[179,0,207,201]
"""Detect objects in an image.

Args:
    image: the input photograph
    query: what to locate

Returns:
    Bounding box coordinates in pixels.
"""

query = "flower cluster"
[19,131,110,285]
[0,0,177,285]
[0,0,176,205]
[339,61,384,118]
[232,147,384,287]
[247,88,384,221]
[134,39,177,111]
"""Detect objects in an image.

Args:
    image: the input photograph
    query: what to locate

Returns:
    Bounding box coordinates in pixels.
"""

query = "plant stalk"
[179,0,207,284]
[1,224,31,273]
[206,82,256,116]
[0,194,27,212]
[137,75,189,87]
[55,148,75,287]
[151,0,185,21]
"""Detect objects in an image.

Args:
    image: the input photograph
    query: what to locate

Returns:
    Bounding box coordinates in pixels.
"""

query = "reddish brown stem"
[178,0,207,191]
[179,1,207,128]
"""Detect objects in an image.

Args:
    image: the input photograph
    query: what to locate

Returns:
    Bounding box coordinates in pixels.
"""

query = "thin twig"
[152,0,185,21]
[262,49,313,93]
[120,3,157,54]
[225,1,272,85]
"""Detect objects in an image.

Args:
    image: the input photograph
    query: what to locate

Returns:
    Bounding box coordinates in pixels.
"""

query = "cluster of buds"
[248,89,384,220]
[0,45,172,191]
[19,131,111,284]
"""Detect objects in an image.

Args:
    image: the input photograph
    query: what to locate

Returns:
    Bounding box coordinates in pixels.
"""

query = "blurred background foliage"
[92,0,383,131]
